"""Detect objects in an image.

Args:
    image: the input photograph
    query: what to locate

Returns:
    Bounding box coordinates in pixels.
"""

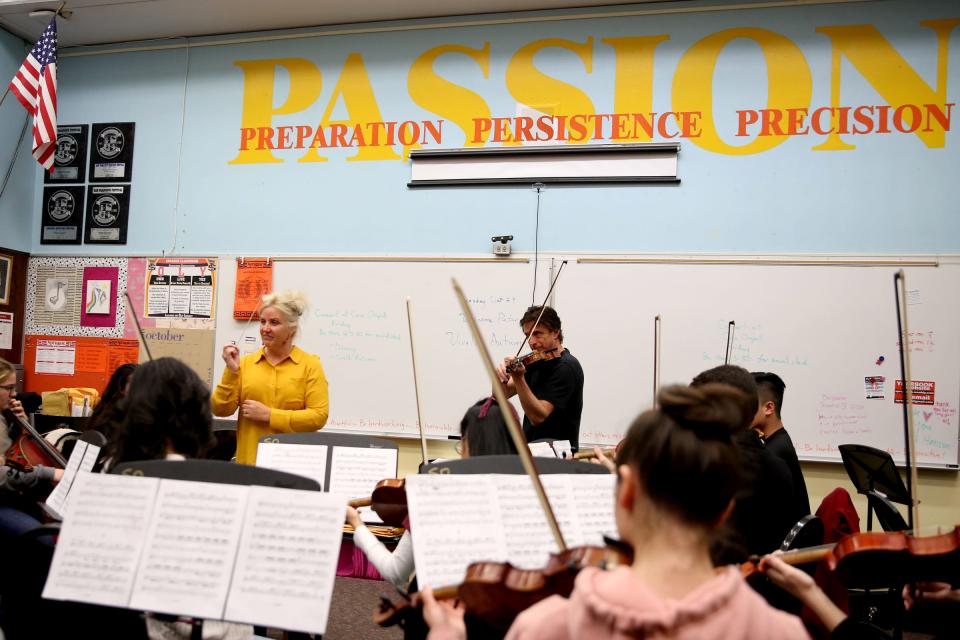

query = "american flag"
[8,17,58,170]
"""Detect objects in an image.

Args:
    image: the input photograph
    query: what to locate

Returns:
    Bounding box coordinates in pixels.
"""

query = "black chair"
[205,420,238,461]
[32,414,89,434]
[110,458,322,491]
[780,514,825,552]
[420,454,611,475]
[865,490,909,532]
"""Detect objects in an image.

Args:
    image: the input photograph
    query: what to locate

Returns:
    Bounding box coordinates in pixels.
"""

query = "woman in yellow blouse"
[212,290,329,464]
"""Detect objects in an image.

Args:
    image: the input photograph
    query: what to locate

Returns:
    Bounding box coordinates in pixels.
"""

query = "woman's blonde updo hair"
[261,290,309,336]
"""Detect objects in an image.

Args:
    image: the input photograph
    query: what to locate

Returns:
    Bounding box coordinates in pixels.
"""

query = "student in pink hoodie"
[422,383,813,640]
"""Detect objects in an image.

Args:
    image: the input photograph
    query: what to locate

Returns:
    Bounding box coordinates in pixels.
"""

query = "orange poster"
[24,335,141,393]
[234,258,273,320]
[75,344,108,373]
[107,338,141,373]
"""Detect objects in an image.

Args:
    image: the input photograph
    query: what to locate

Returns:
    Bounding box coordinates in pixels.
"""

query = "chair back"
[866,490,909,532]
[780,514,825,551]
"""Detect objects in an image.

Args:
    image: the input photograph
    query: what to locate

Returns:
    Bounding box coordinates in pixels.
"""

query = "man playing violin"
[496,306,584,449]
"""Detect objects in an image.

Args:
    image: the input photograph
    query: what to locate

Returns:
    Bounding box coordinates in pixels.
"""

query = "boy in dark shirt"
[752,371,811,520]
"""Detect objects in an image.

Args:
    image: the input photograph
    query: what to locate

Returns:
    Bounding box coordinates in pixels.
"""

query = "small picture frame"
[0,254,12,305]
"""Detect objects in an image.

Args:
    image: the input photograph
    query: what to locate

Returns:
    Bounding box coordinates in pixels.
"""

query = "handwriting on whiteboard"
[817,394,869,435]
[896,329,936,353]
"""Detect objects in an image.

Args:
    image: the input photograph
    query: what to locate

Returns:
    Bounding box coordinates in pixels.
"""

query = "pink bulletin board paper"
[124,258,157,339]
[80,266,119,328]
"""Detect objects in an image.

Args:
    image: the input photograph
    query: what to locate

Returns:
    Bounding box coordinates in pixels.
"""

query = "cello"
[3,409,67,471]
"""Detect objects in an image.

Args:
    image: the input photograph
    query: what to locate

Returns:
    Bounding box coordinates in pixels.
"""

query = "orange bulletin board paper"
[234,258,273,320]
[75,344,108,373]
[24,335,141,394]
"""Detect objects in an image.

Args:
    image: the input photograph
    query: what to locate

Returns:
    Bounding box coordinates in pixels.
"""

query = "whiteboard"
[214,258,544,440]
[213,255,960,468]
[556,259,960,468]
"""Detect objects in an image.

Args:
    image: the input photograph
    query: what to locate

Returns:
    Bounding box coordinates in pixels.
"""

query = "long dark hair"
[86,363,137,436]
[108,358,214,465]
[618,384,751,525]
[460,397,518,457]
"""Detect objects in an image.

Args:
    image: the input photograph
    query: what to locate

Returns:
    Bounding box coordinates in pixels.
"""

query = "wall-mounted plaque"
[40,186,85,244]
[88,122,135,183]
[84,185,130,244]
[44,124,89,183]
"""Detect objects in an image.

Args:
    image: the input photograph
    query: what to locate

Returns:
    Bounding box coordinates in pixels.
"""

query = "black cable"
[532,183,544,305]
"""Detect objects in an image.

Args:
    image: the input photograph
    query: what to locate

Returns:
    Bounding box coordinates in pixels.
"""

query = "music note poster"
[80,267,118,328]
[33,263,82,326]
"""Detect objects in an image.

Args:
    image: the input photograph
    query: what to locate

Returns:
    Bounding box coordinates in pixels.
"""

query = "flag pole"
[0,115,30,202]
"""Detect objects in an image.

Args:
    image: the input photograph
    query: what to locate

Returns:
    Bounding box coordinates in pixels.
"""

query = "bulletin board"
[23,335,140,393]
[22,256,218,395]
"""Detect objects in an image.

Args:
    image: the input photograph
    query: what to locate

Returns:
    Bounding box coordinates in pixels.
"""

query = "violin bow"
[724,320,736,365]
[453,278,567,552]
[123,290,153,361]
[653,315,661,408]
[894,271,920,531]
[512,260,568,361]
[405,297,429,467]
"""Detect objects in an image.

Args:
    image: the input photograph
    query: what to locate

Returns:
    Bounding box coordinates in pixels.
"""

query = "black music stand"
[420,454,609,475]
[838,444,912,532]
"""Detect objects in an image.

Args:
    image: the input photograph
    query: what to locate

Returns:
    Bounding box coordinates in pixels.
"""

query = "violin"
[349,478,408,527]
[825,525,960,590]
[505,348,560,374]
[375,544,632,631]
[738,525,960,591]
[2,409,67,471]
[571,446,617,462]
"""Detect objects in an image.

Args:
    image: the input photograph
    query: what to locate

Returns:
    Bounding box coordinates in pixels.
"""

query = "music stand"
[838,444,912,532]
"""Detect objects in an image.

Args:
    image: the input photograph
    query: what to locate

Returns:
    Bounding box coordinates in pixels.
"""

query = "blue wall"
[0,28,34,252]
[4,0,959,256]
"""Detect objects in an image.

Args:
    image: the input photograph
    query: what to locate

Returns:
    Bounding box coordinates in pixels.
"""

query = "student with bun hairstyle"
[212,290,329,464]
[423,384,810,640]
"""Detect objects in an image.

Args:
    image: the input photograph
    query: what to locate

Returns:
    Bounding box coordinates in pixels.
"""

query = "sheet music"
[129,480,249,619]
[406,474,617,586]
[45,440,100,520]
[223,487,344,635]
[405,475,507,588]
[327,446,398,507]
[567,474,618,545]
[493,475,560,568]
[527,441,557,458]
[43,473,160,607]
[255,442,327,489]
[552,440,573,459]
